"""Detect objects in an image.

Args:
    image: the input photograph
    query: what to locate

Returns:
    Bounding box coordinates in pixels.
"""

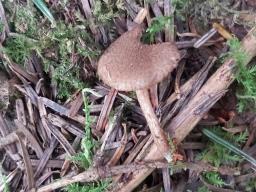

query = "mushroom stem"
[136,89,171,162]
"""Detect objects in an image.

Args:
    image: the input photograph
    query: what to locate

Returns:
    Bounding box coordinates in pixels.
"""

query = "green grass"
[202,128,256,168]
[70,89,95,168]
[197,126,248,167]
[32,0,55,25]
[80,92,94,167]
[197,127,249,189]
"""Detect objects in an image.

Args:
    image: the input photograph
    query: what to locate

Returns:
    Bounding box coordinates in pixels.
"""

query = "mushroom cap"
[97,25,180,91]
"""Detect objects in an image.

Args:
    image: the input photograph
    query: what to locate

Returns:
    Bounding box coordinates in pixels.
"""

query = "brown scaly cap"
[97,25,180,91]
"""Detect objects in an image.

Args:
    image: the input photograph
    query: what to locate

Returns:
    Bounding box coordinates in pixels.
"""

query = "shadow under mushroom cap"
[97,26,181,91]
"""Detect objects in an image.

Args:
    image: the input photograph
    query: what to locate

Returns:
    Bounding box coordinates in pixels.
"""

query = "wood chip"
[34,139,58,178]
[96,88,118,131]
[107,125,128,166]
[16,132,35,190]
[46,120,76,157]
[14,120,43,158]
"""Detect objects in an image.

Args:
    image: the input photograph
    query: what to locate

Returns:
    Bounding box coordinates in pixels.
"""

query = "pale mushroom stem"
[136,89,171,162]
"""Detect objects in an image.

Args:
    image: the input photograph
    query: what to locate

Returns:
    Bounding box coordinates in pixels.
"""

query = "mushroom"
[97,25,180,161]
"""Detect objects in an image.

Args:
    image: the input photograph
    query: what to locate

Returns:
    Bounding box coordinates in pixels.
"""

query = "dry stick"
[37,160,237,191]
[117,27,256,192]
[37,162,169,192]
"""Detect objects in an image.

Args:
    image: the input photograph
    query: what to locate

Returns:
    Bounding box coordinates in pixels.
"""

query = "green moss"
[2,19,101,99]
[142,16,172,43]
[3,36,39,65]
[92,0,124,26]
[43,22,100,98]
[3,1,102,99]
[65,180,110,192]
[203,171,225,187]
[226,38,256,112]
[14,5,39,37]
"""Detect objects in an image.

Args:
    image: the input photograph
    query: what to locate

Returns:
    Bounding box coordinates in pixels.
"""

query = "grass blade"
[202,128,256,168]
[32,0,55,25]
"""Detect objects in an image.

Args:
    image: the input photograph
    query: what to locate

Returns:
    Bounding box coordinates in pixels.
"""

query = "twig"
[177,38,224,49]
[37,161,170,192]
[37,160,237,192]
[168,27,256,141]
[47,113,85,138]
[193,28,217,48]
